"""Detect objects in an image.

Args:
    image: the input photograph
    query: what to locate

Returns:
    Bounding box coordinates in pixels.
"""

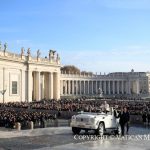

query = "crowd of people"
[0,98,150,129]
[0,108,56,129]
[1,98,149,115]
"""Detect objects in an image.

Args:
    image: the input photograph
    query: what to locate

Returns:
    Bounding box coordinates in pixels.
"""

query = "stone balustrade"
[0,50,60,65]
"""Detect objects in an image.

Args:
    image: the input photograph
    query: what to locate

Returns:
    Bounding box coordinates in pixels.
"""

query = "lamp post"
[0,89,6,104]
[0,84,7,104]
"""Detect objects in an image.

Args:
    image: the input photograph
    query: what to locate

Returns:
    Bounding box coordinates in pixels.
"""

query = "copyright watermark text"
[74,134,150,141]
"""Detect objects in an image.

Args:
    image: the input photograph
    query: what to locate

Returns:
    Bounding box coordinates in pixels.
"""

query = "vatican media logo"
[74,134,150,141]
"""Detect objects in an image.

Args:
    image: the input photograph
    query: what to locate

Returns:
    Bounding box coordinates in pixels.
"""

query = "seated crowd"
[0,109,55,129]
[1,98,150,114]
[0,98,150,128]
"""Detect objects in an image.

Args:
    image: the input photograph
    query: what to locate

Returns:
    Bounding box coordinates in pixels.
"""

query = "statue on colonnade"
[27,48,31,56]
[37,49,41,59]
[49,49,56,60]
[21,47,25,56]
[0,41,1,51]
[56,53,60,62]
[4,43,7,52]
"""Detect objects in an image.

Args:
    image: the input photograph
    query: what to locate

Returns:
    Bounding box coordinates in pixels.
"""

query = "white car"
[70,107,121,135]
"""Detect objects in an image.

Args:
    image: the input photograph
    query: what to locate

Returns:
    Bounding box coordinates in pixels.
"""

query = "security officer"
[118,107,130,136]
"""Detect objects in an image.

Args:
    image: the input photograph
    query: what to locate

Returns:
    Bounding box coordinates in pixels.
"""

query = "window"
[12,81,17,94]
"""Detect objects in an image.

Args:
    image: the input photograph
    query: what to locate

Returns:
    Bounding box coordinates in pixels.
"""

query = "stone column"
[32,72,36,100]
[95,81,98,94]
[100,81,102,91]
[62,80,64,95]
[128,80,131,94]
[122,80,124,94]
[136,79,140,94]
[72,80,74,95]
[21,69,25,102]
[76,81,78,95]
[101,81,104,93]
[64,80,67,95]
[48,72,53,99]
[113,81,115,94]
[125,81,128,94]
[117,81,120,94]
[41,74,45,99]
[53,72,60,100]
[66,81,68,95]
[88,81,89,95]
[108,81,111,95]
[97,81,100,89]
[79,81,81,95]
[60,80,63,95]
[84,81,86,94]
[28,70,33,102]
[104,81,106,94]
[2,68,6,103]
[68,80,70,95]
[91,81,93,95]
[36,71,41,101]
[59,80,61,95]
[61,80,63,95]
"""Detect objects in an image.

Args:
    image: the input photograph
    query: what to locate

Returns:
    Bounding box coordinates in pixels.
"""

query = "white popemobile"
[70,107,121,136]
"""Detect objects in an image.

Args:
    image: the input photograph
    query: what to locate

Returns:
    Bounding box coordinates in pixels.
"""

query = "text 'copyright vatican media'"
[74,134,150,141]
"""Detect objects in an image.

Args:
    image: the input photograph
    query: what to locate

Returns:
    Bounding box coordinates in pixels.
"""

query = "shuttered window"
[12,81,17,94]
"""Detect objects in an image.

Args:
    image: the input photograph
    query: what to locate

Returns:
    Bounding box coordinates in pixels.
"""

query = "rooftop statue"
[27,48,31,56]
[37,49,41,58]
[21,47,25,55]
[4,43,7,52]
[56,53,60,61]
[50,49,56,55]
[0,41,1,50]
[49,49,56,60]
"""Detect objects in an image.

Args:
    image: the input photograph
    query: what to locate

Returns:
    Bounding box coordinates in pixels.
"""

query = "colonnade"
[28,71,60,101]
[60,80,140,96]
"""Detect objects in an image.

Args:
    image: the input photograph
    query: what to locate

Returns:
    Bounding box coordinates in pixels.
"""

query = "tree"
[61,65,93,75]
[61,65,80,74]
[81,71,93,76]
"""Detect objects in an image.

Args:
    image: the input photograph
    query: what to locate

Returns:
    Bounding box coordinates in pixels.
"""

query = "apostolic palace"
[0,43,150,103]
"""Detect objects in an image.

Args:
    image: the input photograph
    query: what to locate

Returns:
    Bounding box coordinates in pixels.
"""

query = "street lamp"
[0,85,7,104]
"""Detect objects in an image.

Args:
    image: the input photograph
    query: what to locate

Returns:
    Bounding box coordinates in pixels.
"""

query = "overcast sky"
[0,0,150,73]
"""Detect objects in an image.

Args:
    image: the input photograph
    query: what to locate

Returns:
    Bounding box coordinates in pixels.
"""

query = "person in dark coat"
[147,113,150,125]
[118,107,130,136]
[142,111,147,125]
[125,107,130,134]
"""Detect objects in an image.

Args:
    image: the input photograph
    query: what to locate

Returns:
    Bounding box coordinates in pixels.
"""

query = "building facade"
[60,71,149,97]
[0,46,149,103]
[0,47,61,103]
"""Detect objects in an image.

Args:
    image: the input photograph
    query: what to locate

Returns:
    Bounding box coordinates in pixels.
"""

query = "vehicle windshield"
[78,111,106,115]
[78,107,114,115]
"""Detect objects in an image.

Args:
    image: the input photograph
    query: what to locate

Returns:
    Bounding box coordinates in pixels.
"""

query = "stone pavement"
[0,127,71,138]
[0,126,149,150]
